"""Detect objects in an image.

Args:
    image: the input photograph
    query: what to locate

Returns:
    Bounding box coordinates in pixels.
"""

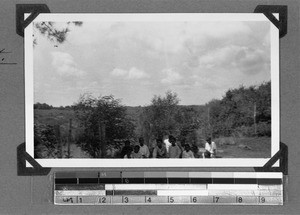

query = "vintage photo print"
[25,13,279,167]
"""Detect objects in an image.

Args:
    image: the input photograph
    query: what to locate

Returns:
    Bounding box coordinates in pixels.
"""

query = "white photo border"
[25,13,280,167]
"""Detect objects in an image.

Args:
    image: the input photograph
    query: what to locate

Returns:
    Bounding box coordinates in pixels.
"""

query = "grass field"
[34,109,76,126]
[215,137,271,158]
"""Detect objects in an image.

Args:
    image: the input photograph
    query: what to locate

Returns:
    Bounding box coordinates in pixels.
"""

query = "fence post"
[207,106,212,138]
[67,119,72,158]
[253,103,257,136]
[99,121,106,158]
[53,124,62,158]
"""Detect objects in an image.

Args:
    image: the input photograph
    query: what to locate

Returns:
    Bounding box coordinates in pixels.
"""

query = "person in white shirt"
[204,137,217,158]
[163,137,171,153]
[138,137,150,158]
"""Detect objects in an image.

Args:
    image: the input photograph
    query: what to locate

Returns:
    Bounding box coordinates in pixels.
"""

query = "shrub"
[233,125,255,137]
[34,123,60,158]
[256,122,271,137]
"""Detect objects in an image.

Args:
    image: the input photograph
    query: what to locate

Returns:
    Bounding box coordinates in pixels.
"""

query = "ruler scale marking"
[54,171,283,205]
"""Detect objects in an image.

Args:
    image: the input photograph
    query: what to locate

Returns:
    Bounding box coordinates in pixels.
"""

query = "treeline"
[34,81,271,158]
[34,102,73,110]
[207,81,271,138]
[136,82,271,148]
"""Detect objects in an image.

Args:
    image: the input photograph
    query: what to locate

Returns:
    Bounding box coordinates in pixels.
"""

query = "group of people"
[120,136,217,159]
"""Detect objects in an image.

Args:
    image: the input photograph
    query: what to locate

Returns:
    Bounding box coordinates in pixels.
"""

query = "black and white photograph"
[25,13,279,167]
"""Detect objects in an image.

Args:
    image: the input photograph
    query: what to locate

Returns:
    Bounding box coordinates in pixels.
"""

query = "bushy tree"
[142,91,180,139]
[176,106,207,145]
[73,94,135,158]
[140,91,209,145]
[207,81,271,137]
[34,123,60,158]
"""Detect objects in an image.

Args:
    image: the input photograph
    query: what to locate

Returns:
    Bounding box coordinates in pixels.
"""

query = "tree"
[33,21,83,46]
[141,91,180,139]
[176,106,207,145]
[206,81,271,137]
[73,94,135,158]
[34,102,53,109]
[34,123,60,158]
[255,82,271,123]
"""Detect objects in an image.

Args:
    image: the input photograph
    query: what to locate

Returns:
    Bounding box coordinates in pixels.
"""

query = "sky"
[33,19,271,107]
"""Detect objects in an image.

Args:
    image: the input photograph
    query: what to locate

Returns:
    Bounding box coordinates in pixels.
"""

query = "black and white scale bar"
[54,172,282,185]
[54,172,283,205]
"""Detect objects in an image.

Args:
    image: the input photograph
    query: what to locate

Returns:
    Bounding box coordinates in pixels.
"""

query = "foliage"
[256,121,271,137]
[34,123,60,158]
[208,81,271,137]
[33,82,271,158]
[139,82,271,146]
[176,106,207,145]
[33,21,83,46]
[141,91,180,138]
[139,91,207,146]
[73,93,135,158]
[34,102,54,109]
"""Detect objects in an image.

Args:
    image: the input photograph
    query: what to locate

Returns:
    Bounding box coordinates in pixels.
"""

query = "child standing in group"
[138,137,150,158]
[182,144,195,158]
[121,140,132,158]
[168,135,181,158]
[191,145,201,158]
[131,145,143,158]
[152,138,167,158]
[123,147,133,159]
